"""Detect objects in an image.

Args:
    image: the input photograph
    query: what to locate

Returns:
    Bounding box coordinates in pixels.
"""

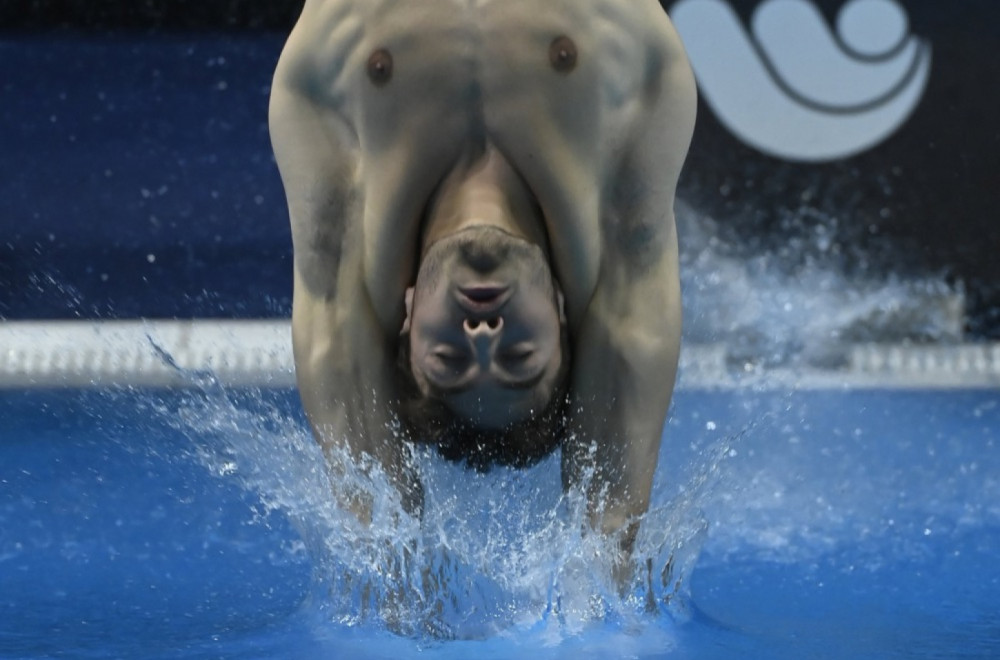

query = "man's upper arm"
[269,55,363,298]
[598,9,696,320]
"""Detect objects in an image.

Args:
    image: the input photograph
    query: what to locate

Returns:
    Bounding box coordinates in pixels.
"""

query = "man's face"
[404,225,566,429]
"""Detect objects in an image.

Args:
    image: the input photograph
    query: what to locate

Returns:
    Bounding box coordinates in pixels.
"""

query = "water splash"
[677,200,965,369]
[148,375,728,643]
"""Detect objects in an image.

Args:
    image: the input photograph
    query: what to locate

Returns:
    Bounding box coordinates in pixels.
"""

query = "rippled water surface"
[2,383,997,658]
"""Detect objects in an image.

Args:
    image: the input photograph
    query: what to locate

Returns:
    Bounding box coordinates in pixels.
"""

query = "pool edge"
[1,320,998,390]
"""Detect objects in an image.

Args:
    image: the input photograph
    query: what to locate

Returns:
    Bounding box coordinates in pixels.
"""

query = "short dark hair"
[394,331,571,472]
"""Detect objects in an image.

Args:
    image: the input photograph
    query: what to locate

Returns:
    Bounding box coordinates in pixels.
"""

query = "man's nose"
[464,316,503,367]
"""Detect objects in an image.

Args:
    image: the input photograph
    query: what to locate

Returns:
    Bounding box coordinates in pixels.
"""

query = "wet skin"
[269,0,697,557]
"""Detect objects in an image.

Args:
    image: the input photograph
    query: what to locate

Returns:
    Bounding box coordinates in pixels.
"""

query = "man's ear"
[400,286,415,335]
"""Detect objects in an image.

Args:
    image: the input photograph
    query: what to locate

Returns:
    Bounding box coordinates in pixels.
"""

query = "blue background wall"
[1,0,997,337]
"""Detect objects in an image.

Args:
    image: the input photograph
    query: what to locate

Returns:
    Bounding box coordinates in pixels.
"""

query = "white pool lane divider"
[1,319,999,390]
[0,320,295,389]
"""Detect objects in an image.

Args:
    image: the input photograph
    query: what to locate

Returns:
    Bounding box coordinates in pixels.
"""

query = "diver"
[268,0,696,568]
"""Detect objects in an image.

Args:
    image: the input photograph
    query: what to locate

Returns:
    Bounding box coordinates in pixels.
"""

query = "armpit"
[602,158,671,273]
[290,185,362,298]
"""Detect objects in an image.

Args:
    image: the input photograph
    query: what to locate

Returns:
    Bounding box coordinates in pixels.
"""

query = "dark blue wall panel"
[1,1,996,336]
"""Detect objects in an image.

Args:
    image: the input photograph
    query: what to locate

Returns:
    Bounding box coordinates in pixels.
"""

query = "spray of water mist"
[677,200,965,366]
[141,347,730,642]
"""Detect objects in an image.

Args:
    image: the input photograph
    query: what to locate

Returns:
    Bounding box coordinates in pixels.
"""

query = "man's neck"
[420,143,549,255]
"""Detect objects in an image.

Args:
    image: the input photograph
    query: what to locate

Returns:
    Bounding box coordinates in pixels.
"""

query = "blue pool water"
[2,385,997,658]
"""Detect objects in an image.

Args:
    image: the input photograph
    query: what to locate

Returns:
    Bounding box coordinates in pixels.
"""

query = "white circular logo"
[670,0,932,162]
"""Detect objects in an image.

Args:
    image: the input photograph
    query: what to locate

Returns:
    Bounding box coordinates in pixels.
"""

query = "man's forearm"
[562,258,681,544]
[292,277,423,516]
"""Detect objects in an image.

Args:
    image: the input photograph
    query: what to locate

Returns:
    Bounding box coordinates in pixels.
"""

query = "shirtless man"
[269,0,696,557]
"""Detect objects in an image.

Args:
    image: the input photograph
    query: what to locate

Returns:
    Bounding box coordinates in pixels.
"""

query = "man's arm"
[289,269,423,518]
[562,221,683,553]
[269,45,422,518]
[561,13,697,561]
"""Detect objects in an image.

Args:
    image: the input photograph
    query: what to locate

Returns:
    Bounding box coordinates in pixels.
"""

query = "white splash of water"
[154,380,727,643]
[677,200,965,368]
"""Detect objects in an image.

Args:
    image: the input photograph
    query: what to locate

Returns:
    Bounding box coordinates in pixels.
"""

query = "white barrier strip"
[0,320,295,388]
[846,343,1000,389]
[1,320,998,390]
[679,343,1000,390]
